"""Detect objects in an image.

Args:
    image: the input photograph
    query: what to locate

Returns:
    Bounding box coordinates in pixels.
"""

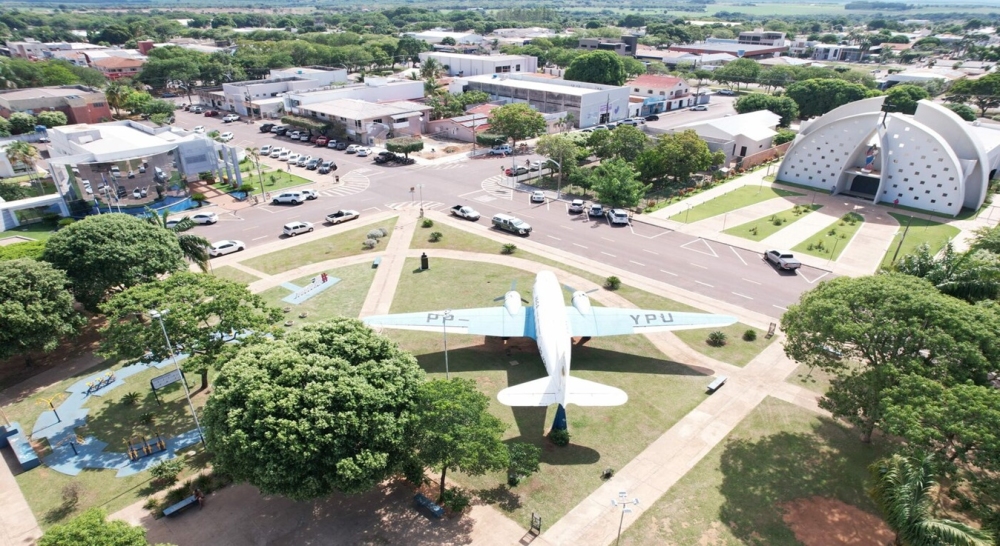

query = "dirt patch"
[782,496,894,546]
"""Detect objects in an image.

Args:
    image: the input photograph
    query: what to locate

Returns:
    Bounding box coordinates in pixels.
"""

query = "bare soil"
[782,496,894,546]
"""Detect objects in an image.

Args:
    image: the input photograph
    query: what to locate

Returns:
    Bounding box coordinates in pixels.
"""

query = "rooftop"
[675,110,782,141]
[299,99,431,120]
[424,52,530,62]
[668,42,786,54]
[52,123,179,158]
[92,56,145,69]
[0,86,102,101]
[461,74,623,96]
[628,75,686,88]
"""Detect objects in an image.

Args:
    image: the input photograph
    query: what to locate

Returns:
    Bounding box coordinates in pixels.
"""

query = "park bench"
[706,376,728,394]
[0,424,39,471]
[163,494,199,517]
[413,493,444,518]
[372,256,382,269]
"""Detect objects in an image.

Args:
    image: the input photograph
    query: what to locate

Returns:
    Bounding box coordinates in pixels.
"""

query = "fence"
[736,141,792,171]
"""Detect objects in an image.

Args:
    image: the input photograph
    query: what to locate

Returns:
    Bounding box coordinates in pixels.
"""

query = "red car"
[204,110,220,117]
[315,136,329,146]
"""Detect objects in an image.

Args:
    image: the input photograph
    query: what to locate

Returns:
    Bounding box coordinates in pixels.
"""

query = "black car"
[274,126,288,136]
[259,123,275,133]
[318,161,337,174]
[645,114,660,122]
[335,142,348,150]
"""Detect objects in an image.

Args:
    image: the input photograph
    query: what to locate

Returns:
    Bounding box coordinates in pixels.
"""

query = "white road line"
[629,260,646,266]
[773,305,789,312]
[252,235,269,241]
[601,237,615,242]
[643,249,658,255]
[689,263,708,269]
[362,206,381,212]
[695,280,714,287]
[601,251,617,257]
[731,246,748,266]
[560,225,573,231]
[242,226,258,231]
[547,235,561,241]
[573,243,588,249]
[732,292,753,300]
[742,278,761,285]
[660,269,678,276]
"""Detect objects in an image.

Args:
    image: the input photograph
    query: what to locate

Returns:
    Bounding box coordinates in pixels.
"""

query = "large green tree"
[885,84,930,115]
[564,50,627,86]
[414,378,508,500]
[786,78,881,119]
[202,319,425,499]
[536,133,581,196]
[39,508,166,546]
[99,272,280,389]
[488,103,547,152]
[733,93,800,127]
[7,112,36,135]
[947,72,1000,116]
[145,208,210,272]
[637,129,714,184]
[713,58,761,91]
[0,259,84,366]
[42,214,185,311]
[589,158,651,208]
[4,140,40,181]
[893,243,1000,303]
[36,110,68,128]
[781,274,1000,443]
[588,125,649,162]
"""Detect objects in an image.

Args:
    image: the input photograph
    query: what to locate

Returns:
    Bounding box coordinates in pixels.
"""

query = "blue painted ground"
[281,276,341,305]
[30,355,202,477]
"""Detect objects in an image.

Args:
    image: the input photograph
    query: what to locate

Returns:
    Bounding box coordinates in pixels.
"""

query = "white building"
[406,30,484,45]
[777,97,1000,216]
[670,110,781,162]
[219,67,348,117]
[738,31,786,47]
[418,52,537,77]
[452,74,631,128]
[627,74,693,116]
[285,78,424,111]
[291,99,431,145]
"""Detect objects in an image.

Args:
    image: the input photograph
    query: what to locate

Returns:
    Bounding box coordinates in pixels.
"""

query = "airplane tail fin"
[565,377,628,406]
[497,377,558,407]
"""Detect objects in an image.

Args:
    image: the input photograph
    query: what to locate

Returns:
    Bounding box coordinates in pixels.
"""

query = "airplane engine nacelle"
[571,291,592,314]
[504,291,523,316]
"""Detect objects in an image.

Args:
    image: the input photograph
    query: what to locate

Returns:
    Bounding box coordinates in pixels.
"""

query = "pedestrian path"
[383,201,445,211]
[480,174,513,199]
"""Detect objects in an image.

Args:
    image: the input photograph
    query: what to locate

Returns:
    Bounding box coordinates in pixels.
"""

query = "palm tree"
[145,207,210,272]
[420,57,443,81]
[893,243,1000,303]
[868,453,993,546]
[105,80,132,118]
[245,146,265,196]
[5,141,40,189]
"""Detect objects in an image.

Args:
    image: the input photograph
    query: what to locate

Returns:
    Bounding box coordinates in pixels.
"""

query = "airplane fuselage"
[532,271,572,408]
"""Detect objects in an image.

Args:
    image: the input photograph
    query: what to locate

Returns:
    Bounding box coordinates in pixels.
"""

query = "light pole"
[612,491,640,546]
[416,183,424,217]
[547,159,563,200]
[149,309,205,445]
[441,310,453,380]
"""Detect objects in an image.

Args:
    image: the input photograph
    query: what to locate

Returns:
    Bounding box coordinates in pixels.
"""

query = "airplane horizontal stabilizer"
[565,377,628,407]
[497,377,558,407]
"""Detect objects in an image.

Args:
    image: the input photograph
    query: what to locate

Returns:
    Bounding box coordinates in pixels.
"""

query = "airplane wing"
[566,308,737,337]
[363,307,534,338]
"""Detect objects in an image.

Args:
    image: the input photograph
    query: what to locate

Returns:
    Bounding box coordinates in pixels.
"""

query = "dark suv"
[259,123,275,133]
[274,126,288,136]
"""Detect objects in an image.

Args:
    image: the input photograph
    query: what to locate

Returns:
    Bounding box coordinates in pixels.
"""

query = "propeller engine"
[494,280,529,316]
[563,284,598,314]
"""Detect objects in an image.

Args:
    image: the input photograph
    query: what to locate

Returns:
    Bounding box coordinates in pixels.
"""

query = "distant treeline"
[845,1,913,9]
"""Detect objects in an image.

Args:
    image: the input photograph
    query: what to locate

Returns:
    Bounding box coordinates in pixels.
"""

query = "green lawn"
[794,212,865,261]
[621,396,889,546]
[211,265,261,285]
[241,217,397,275]
[669,186,802,224]
[0,222,57,241]
[880,212,961,269]
[787,363,834,396]
[258,262,377,326]
[386,257,713,529]
[724,204,822,242]
[214,169,313,195]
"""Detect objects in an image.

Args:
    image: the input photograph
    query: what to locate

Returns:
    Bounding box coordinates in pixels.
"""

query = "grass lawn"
[258,262,377,326]
[211,265,261,285]
[669,186,802,224]
[213,169,313,195]
[620,396,888,546]
[880,212,961,269]
[5,360,216,528]
[787,363,834,395]
[724,204,822,242]
[386,258,712,528]
[241,217,397,275]
[0,222,57,241]
[794,212,865,261]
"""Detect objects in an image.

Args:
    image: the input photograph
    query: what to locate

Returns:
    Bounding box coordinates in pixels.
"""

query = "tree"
[203,319,424,499]
[0,259,84,367]
[0,181,30,201]
[868,453,994,546]
[506,442,541,486]
[488,103,547,152]
[536,134,580,195]
[885,84,930,115]
[564,50,627,86]
[42,214,184,311]
[781,274,1000,443]
[39,508,159,546]
[4,140,39,180]
[946,102,978,121]
[947,73,1000,116]
[92,24,132,46]
[589,125,649,162]
[893,243,1000,303]
[773,129,796,145]
[0,239,45,261]
[385,136,424,158]
[621,57,647,80]
[145,207,210,272]
[122,91,153,115]
[36,110,68,128]
[733,93,799,127]
[440,36,457,46]
[8,111,36,135]
[100,272,280,389]
[637,130,714,184]
[419,57,443,81]
[756,65,796,92]
[589,158,651,208]
[395,35,426,66]
[713,58,761,91]
[0,116,10,137]
[786,78,881,119]
[105,80,133,117]
[414,378,508,500]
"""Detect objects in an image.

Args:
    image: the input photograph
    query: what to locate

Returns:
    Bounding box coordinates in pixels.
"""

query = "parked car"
[318,160,337,174]
[315,137,329,146]
[209,240,245,257]
[529,161,542,171]
[270,147,284,158]
[277,150,290,161]
[287,152,302,163]
[289,131,301,140]
[530,190,546,203]
[345,145,359,154]
[204,110,220,117]
[218,132,234,142]
[260,145,272,155]
[645,115,660,122]
[274,126,288,136]
[191,106,204,114]
[161,92,178,98]
[282,221,314,237]
[132,187,142,199]
[579,127,594,133]
[309,135,320,143]
[717,89,735,96]
[568,199,585,213]
[505,166,529,176]
[335,142,348,150]
[326,139,339,149]
[299,189,318,200]
[450,205,481,220]
[193,125,206,134]
[127,169,135,179]
[607,208,629,225]
[764,250,802,271]
[588,204,605,217]
[223,114,240,123]
[356,148,372,157]
[272,191,304,205]
[299,133,311,142]
[190,212,219,224]
[692,105,708,111]
[593,125,610,131]
[296,155,311,167]
[270,125,284,133]
[492,213,531,236]
[326,210,359,224]
[260,123,275,133]
[306,158,321,170]
[489,144,512,156]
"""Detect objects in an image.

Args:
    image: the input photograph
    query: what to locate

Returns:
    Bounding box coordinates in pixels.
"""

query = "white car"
[327,140,339,149]
[191,212,219,224]
[529,161,542,171]
[356,148,371,157]
[530,190,546,203]
[299,189,318,200]
[568,199,585,213]
[218,132,234,142]
[270,148,284,159]
[209,240,245,257]
[278,150,290,161]
[296,155,311,167]
[692,105,708,111]
[282,221,314,237]
[345,145,359,154]
[223,114,240,123]
[289,131,301,140]
[286,152,301,163]
[260,145,272,155]
[607,208,630,225]
[192,125,205,134]
[325,209,359,224]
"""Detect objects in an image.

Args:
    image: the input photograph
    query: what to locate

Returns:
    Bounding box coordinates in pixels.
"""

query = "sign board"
[150,369,183,390]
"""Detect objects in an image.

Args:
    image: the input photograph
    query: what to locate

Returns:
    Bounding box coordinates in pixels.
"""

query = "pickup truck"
[450,205,481,220]
[764,250,802,271]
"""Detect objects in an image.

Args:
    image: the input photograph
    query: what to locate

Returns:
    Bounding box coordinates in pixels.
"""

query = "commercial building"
[406,30,484,45]
[91,56,146,81]
[669,110,781,163]
[451,74,631,128]
[5,39,105,61]
[218,67,348,118]
[291,99,432,145]
[777,97,1000,216]
[668,42,786,59]
[0,85,113,125]
[738,31,786,47]
[284,77,424,111]
[578,36,639,57]
[627,75,693,116]
[635,48,736,69]
[811,45,866,63]
[417,52,538,77]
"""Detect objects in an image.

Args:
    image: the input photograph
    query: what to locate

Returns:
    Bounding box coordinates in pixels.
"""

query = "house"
[668,42,786,59]
[91,56,146,81]
[626,75,693,116]
[0,85,112,125]
[418,52,538,77]
[670,110,782,162]
[219,67,348,117]
[291,98,432,145]
[406,30,484,45]
[811,45,866,63]
[578,36,639,57]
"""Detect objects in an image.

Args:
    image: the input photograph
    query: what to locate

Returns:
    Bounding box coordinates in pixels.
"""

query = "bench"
[0,423,39,471]
[372,257,382,269]
[707,376,728,394]
[765,322,777,339]
[414,493,444,518]
[163,494,199,518]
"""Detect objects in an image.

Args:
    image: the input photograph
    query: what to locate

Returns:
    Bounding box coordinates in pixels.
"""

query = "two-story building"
[91,56,146,81]
[578,36,640,57]
[291,99,432,145]
[0,85,112,125]
[417,52,538,77]
[627,75,693,116]
[738,31,787,47]
[219,67,348,118]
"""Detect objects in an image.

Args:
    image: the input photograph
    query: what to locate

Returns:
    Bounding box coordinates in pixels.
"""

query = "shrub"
[501,243,517,254]
[742,329,757,342]
[421,218,434,228]
[362,238,377,249]
[191,193,207,206]
[439,487,472,512]
[827,228,837,236]
[121,391,140,405]
[57,218,75,228]
[139,412,155,425]
[548,429,571,447]
[366,228,384,240]
[707,330,727,347]
[150,458,184,486]
[378,227,389,237]
[142,497,159,511]
[429,231,443,242]
[605,276,622,290]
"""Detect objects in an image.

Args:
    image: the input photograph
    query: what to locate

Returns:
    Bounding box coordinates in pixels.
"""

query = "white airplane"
[363,270,737,431]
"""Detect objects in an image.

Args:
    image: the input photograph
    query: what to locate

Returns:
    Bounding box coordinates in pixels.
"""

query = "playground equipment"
[126,432,167,462]
[85,371,117,395]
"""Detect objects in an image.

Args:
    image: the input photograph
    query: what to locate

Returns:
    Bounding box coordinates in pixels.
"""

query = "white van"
[272,191,304,205]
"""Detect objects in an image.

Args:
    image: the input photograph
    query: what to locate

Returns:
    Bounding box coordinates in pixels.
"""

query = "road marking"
[601,251,617,257]
[643,249,659,255]
[547,235,561,241]
[773,305,789,312]
[680,238,719,258]
[252,235,269,241]
[629,260,645,266]
[798,270,831,284]
[742,278,761,285]
[732,292,753,300]
[660,269,678,276]
[689,263,708,269]
[731,246,748,266]
[242,226,258,231]
[573,243,588,249]
[695,280,713,287]
[362,206,381,212]
[601,237,615,242]
[560,225,573,231]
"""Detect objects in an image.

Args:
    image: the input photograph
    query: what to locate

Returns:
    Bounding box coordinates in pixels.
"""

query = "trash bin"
[420,252,429,271]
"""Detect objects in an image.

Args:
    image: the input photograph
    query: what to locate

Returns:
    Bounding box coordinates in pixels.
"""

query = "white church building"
[777,97,1000,216]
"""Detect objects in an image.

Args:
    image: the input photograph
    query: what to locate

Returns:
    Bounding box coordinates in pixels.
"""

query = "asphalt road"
[173,106,821,318]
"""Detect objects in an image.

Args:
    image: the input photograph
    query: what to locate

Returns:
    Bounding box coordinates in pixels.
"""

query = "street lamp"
[416,183,424,217]
[547,159,563,200]
[612,491,640,546]
[149,309,205,445]
[441,310,453,380]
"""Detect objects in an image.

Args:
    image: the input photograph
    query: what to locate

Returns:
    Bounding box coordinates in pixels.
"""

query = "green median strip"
[724,204,822,242]
[669,186,802,224]
[793,212,864,261]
